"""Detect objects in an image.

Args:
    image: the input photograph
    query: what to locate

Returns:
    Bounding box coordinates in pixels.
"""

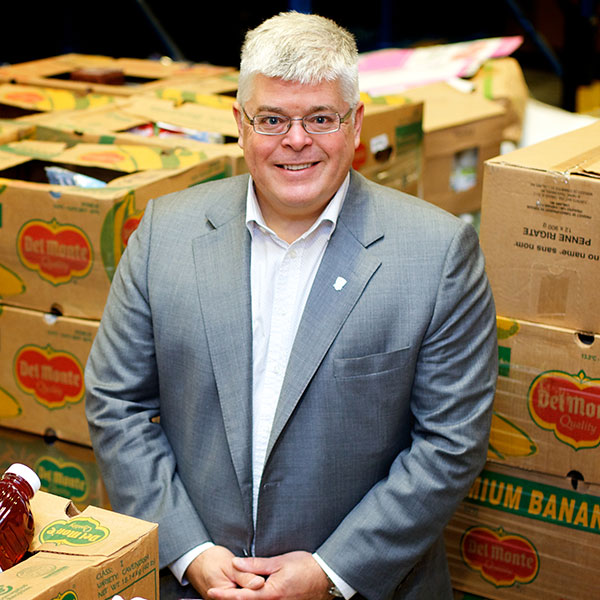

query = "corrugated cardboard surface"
[401,81,506,214]
[491,316,600,483]
[0,491,158,599]
[480,121,600,333]
[446,463,600,600]
[0,304,98,446]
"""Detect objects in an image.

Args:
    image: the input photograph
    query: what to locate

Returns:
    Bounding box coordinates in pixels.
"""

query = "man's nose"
[282,119,312,149]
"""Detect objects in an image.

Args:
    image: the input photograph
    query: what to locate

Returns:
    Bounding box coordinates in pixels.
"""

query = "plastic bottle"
[0,463,41,572]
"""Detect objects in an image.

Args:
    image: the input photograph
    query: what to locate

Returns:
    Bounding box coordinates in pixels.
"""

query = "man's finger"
[232,556,278,576]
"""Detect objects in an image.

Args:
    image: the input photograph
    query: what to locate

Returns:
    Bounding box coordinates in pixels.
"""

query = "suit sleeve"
[316,221,497,599]
[85,199,212,568]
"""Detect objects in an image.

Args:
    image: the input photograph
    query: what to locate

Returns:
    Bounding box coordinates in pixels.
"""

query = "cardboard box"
[0,53,233,97]
[0,118,35,144]
[0,304,98,446]
[0,137,228,318]
[468,57,530,144]
[0,426,109,509]
[480,121,600,333]
[21,95,246,176]
[0,490,158,600]
[0,83,118,120]
[490,316,600,483]
[400,81,506,215]
[353,95,424,197]
[149,71,240,101]
[446,462,600,600]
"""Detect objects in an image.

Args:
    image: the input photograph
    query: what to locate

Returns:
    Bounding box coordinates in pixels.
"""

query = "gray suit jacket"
[85,171,497,600]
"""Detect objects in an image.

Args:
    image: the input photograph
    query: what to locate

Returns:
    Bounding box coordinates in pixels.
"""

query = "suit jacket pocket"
[333,347,411,380]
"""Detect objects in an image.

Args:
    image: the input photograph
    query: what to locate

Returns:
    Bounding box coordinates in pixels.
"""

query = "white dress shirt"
[171,174,355,598]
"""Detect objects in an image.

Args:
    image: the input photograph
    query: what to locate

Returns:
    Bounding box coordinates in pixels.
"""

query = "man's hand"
[206,551,332,600]
[185,545,265,598]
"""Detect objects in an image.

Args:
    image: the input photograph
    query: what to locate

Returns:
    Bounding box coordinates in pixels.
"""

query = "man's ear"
[353,102,365,150]
[233,103,245,149]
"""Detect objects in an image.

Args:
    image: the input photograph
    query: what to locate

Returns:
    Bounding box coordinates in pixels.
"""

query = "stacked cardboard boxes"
[0,133,230,514]
[446,121,600,599]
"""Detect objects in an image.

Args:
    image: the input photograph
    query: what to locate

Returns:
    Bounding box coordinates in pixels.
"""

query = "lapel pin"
[333,276,347,291]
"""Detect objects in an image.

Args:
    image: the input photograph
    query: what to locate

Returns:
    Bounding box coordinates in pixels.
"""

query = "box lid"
[400,81,505,131]
[487,120,600,177]
[30,490,156,559]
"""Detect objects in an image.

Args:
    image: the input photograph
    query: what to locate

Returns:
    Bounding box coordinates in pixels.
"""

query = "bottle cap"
[6,463,41,494]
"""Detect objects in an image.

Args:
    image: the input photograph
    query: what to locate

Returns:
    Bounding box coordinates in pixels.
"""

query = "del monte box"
[489,316,600,484]
[0,490,158,600]
[446,462,600,599]
[0,137,227,318]
[0,304,98,446]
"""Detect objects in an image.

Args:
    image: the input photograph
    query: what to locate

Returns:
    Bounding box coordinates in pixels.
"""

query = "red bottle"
[0,463,41,572]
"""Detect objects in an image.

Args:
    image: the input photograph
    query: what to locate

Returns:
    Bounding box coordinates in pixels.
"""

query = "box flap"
[31,491,156,558]
[487,120,600,174]
[400,81,505,131]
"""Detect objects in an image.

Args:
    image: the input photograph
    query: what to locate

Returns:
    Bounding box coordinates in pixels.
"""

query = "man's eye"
[307,114,335,125]
[257,116,285,126]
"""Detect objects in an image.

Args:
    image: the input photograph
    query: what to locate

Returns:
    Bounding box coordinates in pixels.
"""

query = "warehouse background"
[2,0,599,111]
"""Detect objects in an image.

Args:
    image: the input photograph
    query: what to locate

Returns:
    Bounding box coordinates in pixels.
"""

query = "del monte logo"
[529,369,600,449]
[40,516,109,546]
[14,344,84,409]
[17,218,93,285]
[460,526,539,587]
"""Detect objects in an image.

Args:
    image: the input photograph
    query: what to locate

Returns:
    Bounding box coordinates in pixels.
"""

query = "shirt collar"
[245,172,350,241]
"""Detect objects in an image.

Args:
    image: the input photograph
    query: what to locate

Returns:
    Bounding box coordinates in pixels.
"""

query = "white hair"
[237,12,359,107]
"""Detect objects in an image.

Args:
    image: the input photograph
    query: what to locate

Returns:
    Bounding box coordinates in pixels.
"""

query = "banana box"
[0,137,228,318]
[0,490,158,600]
[0,118,35,143]
[0,426,109,510]
[0,52,233,97]
[490,316,600,484]
[445,462,600,600]
[0,304,98,446]
[20,95,247,176]
[0,82,119,120]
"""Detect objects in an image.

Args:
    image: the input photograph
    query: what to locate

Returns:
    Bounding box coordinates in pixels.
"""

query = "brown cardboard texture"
[468,57,530,144]
[0,53,233,97]
[0,490,158,600]
[445,462,600,599]
[490,316,600,484]
[0,119,35,144]
[0,138,228,318]
[400,81,506,215]
[0,304,98,446]
[0,426,110,509]
[480,121,600,333]
[353,96,423,197]
[20,95,246,176]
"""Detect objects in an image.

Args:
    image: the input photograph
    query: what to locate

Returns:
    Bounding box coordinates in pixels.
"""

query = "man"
[85,11,497,600]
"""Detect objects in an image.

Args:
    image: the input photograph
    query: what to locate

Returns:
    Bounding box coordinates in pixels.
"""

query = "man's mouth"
[278,162,317,171]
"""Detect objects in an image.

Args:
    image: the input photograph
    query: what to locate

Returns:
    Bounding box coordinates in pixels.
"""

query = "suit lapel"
[191,188,254,507]
[266,173,383,459]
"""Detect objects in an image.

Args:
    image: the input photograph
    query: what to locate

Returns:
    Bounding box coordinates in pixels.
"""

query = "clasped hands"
[185,545,334,600]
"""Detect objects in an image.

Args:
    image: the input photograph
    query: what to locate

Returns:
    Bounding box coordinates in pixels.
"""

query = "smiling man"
[85,12,498,600]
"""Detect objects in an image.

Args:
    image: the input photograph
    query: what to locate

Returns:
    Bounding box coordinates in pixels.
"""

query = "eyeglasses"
[242,106,353,135]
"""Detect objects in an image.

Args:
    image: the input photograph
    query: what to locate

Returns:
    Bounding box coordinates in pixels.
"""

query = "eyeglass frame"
[241,105,354,136]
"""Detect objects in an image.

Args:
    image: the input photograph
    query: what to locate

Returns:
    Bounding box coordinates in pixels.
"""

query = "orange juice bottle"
[0,463,41,571]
